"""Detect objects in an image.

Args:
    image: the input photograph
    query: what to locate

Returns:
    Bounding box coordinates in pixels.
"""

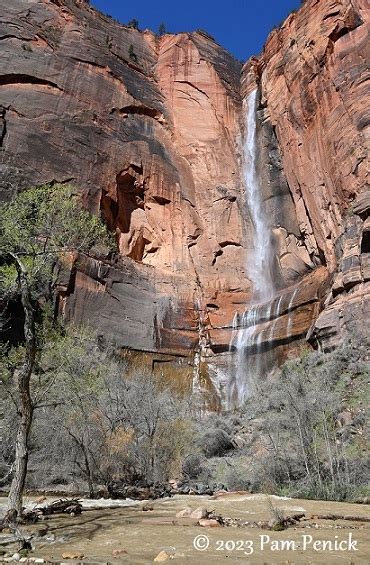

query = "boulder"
[353,191,370,219]
[175,507,192,518]
[198,518,221,528]
[189,507,208,520]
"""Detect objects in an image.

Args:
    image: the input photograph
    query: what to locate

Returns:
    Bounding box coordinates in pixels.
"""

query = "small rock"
[142,504,154,512]
[216,483,227,492]
[178,486,189,494]
[11,554,21,562]
[198,518,221,528]
[154,550,171,562]
[61,551,85,559]
[175,507,192,518]
[197,485,213,496]
[189,507,208,520]
[112,548,127,557]
[231,435,246,449]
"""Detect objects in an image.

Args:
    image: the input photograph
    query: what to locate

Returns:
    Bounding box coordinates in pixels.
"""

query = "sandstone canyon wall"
[249,0,370,351]
[0,0,368,400]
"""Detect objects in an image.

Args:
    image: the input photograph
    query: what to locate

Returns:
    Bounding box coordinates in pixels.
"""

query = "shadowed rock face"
[250,0,369,350]
[310,192,370,351]
[247,0,369,272]
[0,0,368,368]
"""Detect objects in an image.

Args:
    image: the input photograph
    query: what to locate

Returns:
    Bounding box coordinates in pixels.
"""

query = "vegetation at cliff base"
[0,184,113,514]
[1,325,194,499]
[190,339,369,502]
[1,326,368,505]
[247,339,369,500]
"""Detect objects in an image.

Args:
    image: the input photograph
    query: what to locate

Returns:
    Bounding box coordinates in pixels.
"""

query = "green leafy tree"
[0,184,112,516]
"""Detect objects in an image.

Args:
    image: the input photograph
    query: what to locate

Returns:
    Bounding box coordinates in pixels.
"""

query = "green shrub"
[224,463,250,491]
[182,454,203,479]
[127,19,139,30]
[128,44,138,62]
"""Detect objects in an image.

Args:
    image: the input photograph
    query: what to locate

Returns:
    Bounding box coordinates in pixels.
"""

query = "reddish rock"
[189,507,208,520]
[175,507,192,518]
[248,0,369,272]
[240,0,369,350]
[198,518,221,528]
[0,0,368,373]
[112,548,128,557]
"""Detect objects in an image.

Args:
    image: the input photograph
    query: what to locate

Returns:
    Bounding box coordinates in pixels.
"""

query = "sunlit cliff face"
[0,0,369,407]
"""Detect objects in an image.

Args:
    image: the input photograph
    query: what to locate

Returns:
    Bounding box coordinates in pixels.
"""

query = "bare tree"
[245,338,369,500]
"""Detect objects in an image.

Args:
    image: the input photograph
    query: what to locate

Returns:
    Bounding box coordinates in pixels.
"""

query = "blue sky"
[91,0,301,61]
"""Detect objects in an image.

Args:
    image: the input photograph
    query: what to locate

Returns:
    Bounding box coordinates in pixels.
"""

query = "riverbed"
[1,493,369,563]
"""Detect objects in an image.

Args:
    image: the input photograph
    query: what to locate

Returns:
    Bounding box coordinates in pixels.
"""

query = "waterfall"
[227,88,303,409]
[228,88,275,407]
[243,89,274,302]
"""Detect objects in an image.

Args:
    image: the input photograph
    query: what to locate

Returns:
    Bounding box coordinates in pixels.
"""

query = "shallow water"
[1,493,369,563]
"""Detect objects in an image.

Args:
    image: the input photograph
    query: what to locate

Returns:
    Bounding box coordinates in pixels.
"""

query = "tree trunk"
[7,256,36,517]
[67,430,95,499]
[82,443,95,499]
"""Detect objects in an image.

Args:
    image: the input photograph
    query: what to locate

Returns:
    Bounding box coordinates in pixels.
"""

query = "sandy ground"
[0,493,369,563]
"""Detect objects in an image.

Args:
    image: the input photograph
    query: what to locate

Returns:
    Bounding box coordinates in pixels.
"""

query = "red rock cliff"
[0,0,368,375]
[242,0,369,349]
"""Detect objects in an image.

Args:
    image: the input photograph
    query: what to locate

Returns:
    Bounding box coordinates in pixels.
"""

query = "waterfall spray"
[229,88,275,406]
